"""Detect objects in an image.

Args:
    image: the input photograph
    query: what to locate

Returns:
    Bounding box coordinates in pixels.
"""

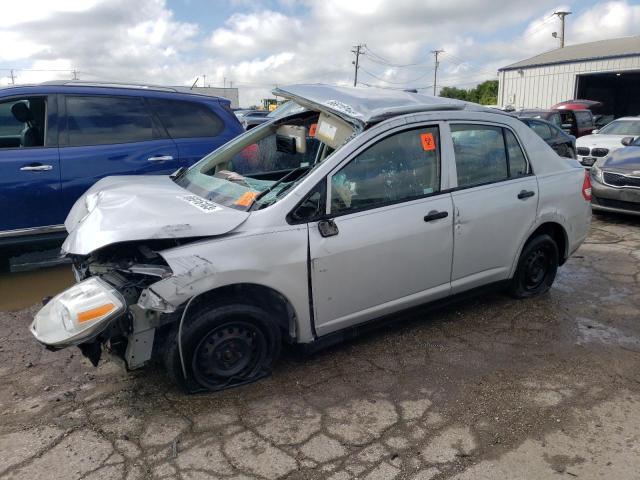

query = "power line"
[359,67,435,85]
[363,45,433,69]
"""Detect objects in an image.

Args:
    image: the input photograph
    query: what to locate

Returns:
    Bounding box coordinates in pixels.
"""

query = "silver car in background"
[31,85,592,392]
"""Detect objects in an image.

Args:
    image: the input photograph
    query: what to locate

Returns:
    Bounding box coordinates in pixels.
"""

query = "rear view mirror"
[621,136,635,146]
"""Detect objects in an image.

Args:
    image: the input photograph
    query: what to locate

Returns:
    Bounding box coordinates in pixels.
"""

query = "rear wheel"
[164,302,281,392]
[509,234,559,298]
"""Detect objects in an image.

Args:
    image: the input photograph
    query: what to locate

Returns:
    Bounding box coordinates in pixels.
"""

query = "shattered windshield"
[174,111,347,211]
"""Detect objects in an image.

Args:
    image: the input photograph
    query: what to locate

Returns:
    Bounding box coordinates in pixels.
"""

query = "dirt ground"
[1,214,639,480]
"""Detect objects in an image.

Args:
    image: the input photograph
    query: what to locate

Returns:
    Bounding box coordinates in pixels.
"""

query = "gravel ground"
[0,213,639,480]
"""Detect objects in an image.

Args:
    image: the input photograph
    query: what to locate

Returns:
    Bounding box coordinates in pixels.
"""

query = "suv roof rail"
[39,80,180,92]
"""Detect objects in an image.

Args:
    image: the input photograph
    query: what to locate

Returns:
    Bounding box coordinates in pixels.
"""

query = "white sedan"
[577,117,640,167]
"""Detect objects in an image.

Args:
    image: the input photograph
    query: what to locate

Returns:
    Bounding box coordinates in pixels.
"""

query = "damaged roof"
[273,84,495,126]
[500,36,640,71]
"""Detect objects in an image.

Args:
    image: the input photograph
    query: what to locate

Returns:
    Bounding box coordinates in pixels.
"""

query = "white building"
[498,36,640,117]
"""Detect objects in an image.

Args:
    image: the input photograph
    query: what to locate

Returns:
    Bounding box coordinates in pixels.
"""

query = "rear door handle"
[517,190,535,200]
[424,210,449,222]
[147,155,174,162]
[20,164,53,172]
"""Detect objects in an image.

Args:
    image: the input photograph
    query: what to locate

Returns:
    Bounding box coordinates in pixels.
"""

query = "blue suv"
[0,82,243,254]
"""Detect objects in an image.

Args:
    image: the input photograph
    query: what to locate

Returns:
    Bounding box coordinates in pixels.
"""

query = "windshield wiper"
[249,165,309,210]
[170,167,187,181]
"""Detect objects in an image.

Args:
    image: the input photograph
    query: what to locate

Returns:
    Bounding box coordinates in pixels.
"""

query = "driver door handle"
[20,164,53,172]
[147,155,174,162]
[424,210,448,222]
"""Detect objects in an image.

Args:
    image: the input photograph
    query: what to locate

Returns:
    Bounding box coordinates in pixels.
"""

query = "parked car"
[590,136,640,216]
[519,117,576,158]
[0,81,244,257]
[576,117,640,167]
[234,109,268,123]
[241,101,306,129]
[31,85,591,392]
[516,108,595,138]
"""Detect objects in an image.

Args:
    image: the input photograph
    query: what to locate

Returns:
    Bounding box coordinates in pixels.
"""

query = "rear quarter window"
[148,98,224,139]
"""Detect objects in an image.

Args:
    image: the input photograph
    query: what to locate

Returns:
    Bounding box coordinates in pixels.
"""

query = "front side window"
[66,96,153,146]
[330,126,440,214]
[0,97,46,148]
[148,98,224,139]
[451,124,508,188]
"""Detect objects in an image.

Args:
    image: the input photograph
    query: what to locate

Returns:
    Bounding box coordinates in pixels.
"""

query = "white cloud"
[1,0,640,105]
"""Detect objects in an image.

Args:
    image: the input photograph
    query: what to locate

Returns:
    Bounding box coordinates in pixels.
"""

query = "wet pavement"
[0,213,639,479]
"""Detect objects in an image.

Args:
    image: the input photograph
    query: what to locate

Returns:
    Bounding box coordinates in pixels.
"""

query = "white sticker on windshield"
[177,195,222,213]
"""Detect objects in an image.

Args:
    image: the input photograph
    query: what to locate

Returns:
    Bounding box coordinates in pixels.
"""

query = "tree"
[439,80,498,105]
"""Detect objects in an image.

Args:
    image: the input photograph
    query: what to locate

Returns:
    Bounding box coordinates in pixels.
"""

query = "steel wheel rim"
[523,246,551,290]
[192,320,266,388]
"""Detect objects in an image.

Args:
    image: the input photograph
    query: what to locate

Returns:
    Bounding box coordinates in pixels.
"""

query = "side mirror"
[621,136,635,146]
[592,129,599,134]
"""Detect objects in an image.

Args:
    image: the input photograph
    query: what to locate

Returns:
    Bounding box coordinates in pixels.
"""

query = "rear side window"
[575,110,593,127]
[66,96,153,146]
[504,130,529,178]
[451,124,529,188]
[451,125,508,188]
[528,120,552,140]
[148,98,224,139]
[330,126,440,213]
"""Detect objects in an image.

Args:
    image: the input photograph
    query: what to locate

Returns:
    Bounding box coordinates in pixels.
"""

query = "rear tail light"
[582,170,592,201]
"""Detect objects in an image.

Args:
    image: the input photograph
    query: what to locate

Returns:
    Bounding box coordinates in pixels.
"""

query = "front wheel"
[509,234,559,299]
[164,303,281,392]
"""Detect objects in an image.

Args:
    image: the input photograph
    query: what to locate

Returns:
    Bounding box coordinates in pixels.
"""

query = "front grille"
[577,147,590,156]
[592,148,609,157]
[594,197,640,212]
[603,171,640,188]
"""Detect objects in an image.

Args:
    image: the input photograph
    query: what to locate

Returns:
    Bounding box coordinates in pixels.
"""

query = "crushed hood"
[62,175,250,255]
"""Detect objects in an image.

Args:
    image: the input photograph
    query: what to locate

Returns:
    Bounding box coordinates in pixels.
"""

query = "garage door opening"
[576,71,640,119]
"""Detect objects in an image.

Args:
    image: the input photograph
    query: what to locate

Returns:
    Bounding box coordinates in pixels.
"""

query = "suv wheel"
[164,303,281,392]
[509,234,559,298]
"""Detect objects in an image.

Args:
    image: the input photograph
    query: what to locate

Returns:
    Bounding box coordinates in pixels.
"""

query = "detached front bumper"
[591,178,640,216]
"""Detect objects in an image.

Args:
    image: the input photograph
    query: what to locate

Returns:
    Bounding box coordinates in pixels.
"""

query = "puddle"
[576,317,640,349]
[0,265,75,311]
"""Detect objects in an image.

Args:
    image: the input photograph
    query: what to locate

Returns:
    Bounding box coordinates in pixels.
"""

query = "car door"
[147,97,241,167]
[0,94,62,233]
[448,123,538,293]
[308,124,454,336]
[58,94,180,216]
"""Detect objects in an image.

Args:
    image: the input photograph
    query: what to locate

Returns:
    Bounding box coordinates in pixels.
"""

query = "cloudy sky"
[1,0,639,105]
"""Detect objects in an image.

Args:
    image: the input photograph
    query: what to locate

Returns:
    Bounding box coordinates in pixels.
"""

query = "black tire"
[164,302,281,392]
[509,234,559,299]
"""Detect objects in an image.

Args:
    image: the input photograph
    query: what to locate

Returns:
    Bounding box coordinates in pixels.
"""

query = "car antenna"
[190,78,199,90]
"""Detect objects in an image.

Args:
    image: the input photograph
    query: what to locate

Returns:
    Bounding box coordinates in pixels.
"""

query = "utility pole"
[554,11,571,47]
[431,49,443,96]
[72,69,78,80]
[223,76,226,89]
[351,44,365,87]
[9,69,16,85]
[203,74,206,87]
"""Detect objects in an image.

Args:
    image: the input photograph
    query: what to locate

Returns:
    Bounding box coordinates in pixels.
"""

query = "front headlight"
[30,277,125,348]
[592,164,604,183]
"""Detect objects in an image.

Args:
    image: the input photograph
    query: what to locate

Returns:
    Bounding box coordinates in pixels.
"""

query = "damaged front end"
[31,241,180,369]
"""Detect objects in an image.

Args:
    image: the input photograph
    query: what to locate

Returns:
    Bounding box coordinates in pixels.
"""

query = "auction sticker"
[177,195,222,213]
[420,133,436,151]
